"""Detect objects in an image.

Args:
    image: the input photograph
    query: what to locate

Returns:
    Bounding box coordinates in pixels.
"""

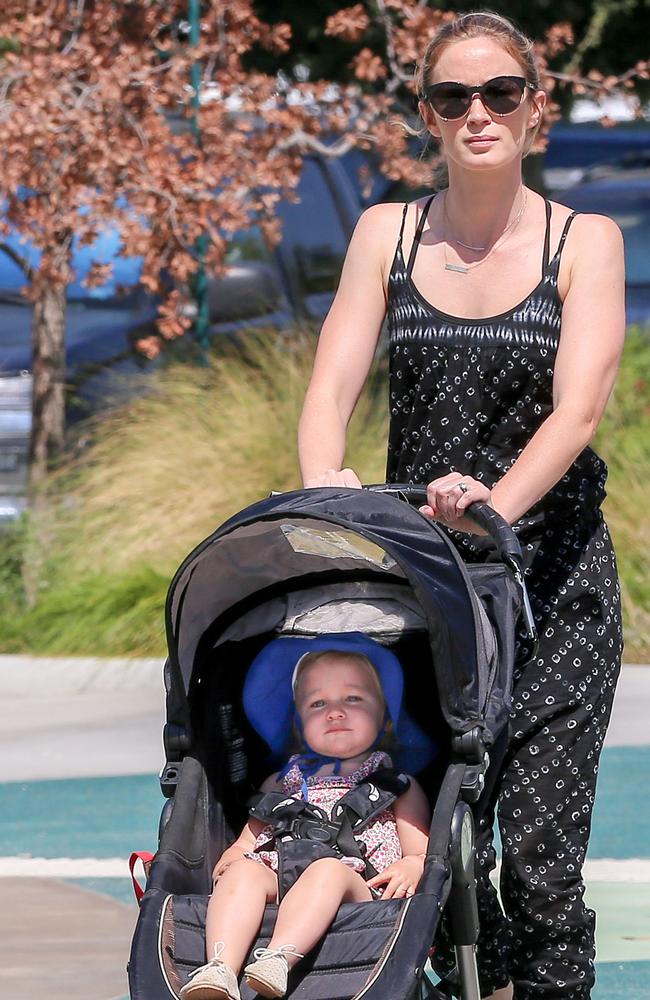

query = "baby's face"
[295,655,385,761]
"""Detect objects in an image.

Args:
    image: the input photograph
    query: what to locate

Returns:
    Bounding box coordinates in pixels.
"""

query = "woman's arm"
[298,202,398,486]
[427,213,625,527]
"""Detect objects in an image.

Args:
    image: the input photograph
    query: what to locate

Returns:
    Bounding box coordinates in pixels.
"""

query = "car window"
[560,186,650,286]
[68,230,142,304]
[225,226,274,265]
[0,241,28,299]
[276,158,348,319]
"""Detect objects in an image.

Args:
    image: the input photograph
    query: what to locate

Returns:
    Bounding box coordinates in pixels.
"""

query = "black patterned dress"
[386,196,623,1000]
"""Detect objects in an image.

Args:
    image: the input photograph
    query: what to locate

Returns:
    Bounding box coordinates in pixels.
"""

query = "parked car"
[543,122,650,191]
[556,168,650,328]
[0,153,365,521]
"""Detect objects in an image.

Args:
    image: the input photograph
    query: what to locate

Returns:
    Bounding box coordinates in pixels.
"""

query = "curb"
[0,656,164,696]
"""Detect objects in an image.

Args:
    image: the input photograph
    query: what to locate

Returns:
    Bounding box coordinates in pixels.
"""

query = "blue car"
[557,168,650,328]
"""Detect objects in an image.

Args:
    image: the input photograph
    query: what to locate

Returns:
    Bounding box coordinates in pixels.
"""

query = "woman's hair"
[292,649,393,751]
[410,11,544,175]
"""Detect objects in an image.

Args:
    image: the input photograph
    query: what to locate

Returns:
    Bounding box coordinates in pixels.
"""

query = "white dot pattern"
[387,201,624,999]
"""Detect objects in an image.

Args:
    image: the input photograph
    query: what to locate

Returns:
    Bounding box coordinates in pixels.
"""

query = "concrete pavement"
[1,877,136,1000]
[0,656,166,782]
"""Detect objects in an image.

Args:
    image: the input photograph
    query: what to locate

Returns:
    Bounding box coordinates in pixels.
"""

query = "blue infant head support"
[242,632,437,775]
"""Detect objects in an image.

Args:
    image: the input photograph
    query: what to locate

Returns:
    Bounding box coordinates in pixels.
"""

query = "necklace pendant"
[445,261,470,274]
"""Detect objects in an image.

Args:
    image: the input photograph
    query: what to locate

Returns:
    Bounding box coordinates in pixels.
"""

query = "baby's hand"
[366,855,425,899]
[212,845,247,881]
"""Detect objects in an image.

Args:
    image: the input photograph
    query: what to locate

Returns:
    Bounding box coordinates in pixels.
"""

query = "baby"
[181,633,432,1000]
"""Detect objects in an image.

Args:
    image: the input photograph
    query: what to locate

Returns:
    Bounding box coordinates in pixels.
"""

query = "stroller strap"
[247,768,410,898]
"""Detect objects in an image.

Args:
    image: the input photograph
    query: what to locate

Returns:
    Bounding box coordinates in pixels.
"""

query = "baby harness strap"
[248,768,410,898]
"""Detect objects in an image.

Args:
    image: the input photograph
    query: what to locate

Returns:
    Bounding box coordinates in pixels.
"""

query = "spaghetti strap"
[541,199,552,275]
[406,195,436,277]
[554,212,577,261]
[396,202,409,249]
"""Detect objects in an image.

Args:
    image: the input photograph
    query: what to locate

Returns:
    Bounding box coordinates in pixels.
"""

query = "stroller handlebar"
[364,483,538,644]
[364,484,519,557]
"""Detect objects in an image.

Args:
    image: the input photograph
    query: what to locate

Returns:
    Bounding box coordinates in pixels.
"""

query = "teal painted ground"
[0,771,161,858]
[593,961,650,999]
[589,746,650,858]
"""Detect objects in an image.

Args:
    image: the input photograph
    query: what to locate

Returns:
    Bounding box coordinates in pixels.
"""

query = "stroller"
[128,485,536,1000]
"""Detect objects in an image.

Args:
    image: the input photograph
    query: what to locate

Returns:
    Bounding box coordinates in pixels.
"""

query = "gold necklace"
[443,189,527,274]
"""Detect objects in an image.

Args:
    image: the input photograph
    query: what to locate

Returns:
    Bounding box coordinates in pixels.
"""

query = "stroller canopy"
[164,488,520,745]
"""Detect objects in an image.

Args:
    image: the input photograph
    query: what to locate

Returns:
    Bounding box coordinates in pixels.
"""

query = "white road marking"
[1,856,650,882]
[0,857,130,877]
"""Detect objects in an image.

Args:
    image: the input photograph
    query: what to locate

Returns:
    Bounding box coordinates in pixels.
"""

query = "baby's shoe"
[243,944,304,999]
[179,941,240,1000]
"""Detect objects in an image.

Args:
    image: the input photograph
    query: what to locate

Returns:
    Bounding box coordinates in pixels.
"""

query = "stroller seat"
[158,889,449,1000]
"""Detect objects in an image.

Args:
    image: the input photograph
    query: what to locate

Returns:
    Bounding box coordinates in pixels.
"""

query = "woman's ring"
[457,482,470,494]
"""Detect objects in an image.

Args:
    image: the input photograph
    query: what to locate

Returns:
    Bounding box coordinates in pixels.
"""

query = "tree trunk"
[28,280,67,489]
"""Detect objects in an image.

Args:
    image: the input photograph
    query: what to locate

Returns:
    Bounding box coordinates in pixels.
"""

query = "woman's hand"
[366,855,425,898]
[419,472,493,533]
[212,845,247,881]
[304,468,362,489]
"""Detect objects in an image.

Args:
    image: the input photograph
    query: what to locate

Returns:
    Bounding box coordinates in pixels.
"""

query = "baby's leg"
[268,857,372,963]
[206,858,278,973]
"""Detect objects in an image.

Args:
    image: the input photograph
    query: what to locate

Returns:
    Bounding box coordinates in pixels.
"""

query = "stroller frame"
[129,485,536,1000]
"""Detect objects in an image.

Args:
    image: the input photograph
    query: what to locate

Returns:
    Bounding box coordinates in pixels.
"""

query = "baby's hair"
[292,649,394,750]
[293,650,383,701]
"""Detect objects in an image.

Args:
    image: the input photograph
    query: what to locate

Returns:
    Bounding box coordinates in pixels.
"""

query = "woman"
[298,11,625,1000]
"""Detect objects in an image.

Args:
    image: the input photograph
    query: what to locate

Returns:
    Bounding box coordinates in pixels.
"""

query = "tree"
[0,1,646,487]
[0,1,306,485]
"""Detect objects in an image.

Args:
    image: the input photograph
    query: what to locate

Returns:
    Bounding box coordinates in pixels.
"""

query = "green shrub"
[0,565,167,656]
[593,327,650,660]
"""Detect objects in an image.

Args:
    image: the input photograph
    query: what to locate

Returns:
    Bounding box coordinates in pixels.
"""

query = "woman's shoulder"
[353,200,406,240]
[545,196,624,284]
[546,195,623,244]
[352,197,435,284]
[356,196,435,233]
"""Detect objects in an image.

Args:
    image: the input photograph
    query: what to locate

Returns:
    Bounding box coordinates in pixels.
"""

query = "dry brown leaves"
[326,5,371,42]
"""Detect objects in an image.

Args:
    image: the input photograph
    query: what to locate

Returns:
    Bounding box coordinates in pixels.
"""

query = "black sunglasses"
[422,75,535,120]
